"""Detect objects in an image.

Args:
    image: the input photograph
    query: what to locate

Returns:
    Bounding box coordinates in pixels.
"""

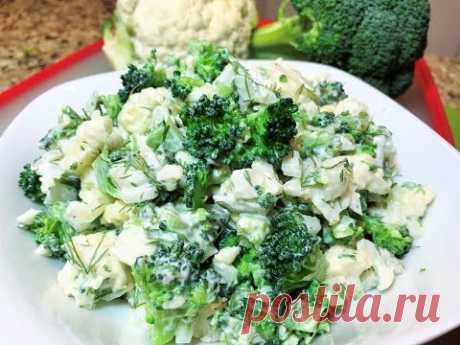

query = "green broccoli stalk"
[183,161,210,210]
[258,207,327,292]
[18,164,45,203]
[362,216,413,257]
[251,0,430,97]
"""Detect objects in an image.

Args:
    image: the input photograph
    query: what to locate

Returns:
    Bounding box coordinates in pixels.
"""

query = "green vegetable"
[166,71,204,100]
[132,241,222,345]
[259,207,327,291]
[94,151,120,199]
[118,51,166,103]
[18,164,45,203]
[22,205,72,257]
[183,161,210,210]
[362,216,413,257]
[251,0,430,97]
[96,94,122,123]
[191,42,230,82]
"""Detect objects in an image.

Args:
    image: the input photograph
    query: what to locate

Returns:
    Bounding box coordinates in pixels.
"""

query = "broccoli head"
[258,207,327,291]
[165,71,204,100]
[132,241,221,345]
[191,42,230,82]
[362,216,413,257]
[118,51,166,103]
[229,97,298,168]
[19,164,45,203]
[252,0,430,97]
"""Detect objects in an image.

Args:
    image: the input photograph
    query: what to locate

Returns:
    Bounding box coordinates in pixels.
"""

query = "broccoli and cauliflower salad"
[17,43,434,345]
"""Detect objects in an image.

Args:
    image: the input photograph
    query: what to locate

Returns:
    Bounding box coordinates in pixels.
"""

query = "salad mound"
[17,43,434,345]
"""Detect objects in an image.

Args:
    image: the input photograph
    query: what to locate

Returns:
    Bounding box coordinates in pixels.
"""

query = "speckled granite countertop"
[0,0,114,90]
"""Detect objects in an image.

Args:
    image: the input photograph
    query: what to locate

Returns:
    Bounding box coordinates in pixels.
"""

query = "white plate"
[1,61,459,345]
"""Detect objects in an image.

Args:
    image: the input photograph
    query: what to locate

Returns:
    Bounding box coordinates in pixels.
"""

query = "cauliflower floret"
[111,226,156,266]
[79,168,113,207]
[371,183,435,238]
[325,239,404,292]
[335,97,368,116]
[156,164,184,191]
[106,0,258,64]
[136,134,167,170]
[213,246,241,265]
[60,116,112,174]
[33,149,65,195]
[109,163,158,204]
[118,87,171,134]
[57,231,133,308]
[102,200,130,227]
[281,151,302,178]
[347,154,392,195]
[236,213,271,245]
[64,201,105,231]
[214,160,282,213]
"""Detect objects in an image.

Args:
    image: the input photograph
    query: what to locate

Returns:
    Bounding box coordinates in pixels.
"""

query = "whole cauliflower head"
[103,0,258,68]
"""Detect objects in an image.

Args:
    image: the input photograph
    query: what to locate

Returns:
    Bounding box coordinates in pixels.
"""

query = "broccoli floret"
[258,207,327,291]
[132,241,222,345]
[191,42,230,82]
[183,161,210,210]
[230,98,298,168]
[19,164,45,203]
[311,111,335,128]
[317,81,346,106]
[165,71,204,100]
[22,206,71,257]
[118,52,166,103]
[252,0,430,97]
[181,95,297,169]
[181,95,243,163]
[255,186,277,209]
[362,216,413,257]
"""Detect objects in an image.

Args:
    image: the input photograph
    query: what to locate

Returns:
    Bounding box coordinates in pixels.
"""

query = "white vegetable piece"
[213,246,241,265]
[236,213,271,245]
[102,200,130,227]
[17,208,40,227]
[60,116,113,174]
[57,231,133,308]
[112,226,156,266]
[214,160,282,213]
[64,201,105,231]
[156,164,184,191]
[281,151,302,178]
[371,183,435,238]
[107,0,258,63]
[109,163,158,204]
[119,87,171,134]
